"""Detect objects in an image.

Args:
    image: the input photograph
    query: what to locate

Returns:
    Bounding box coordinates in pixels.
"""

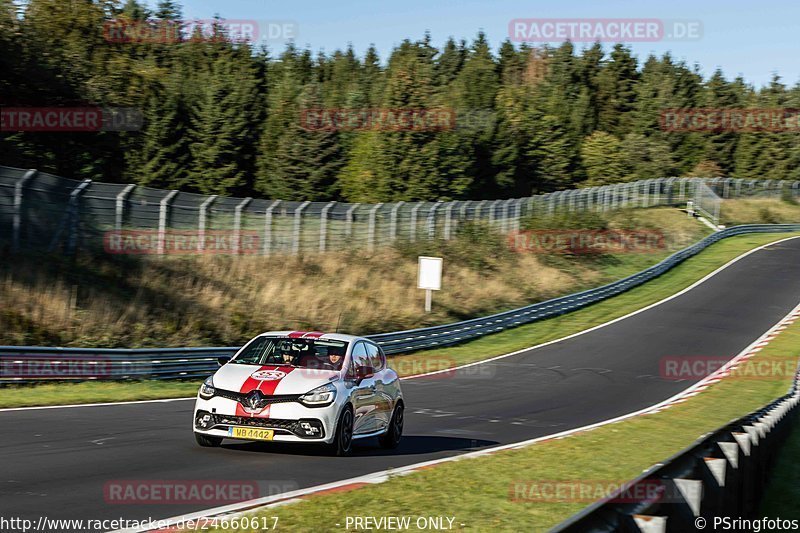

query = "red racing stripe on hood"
[235,366,295,417]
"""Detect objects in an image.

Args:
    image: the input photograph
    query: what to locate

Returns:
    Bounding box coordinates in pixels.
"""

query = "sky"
[144,0,798,88]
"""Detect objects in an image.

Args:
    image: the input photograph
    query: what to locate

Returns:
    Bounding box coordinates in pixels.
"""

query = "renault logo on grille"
[244,390,265,411]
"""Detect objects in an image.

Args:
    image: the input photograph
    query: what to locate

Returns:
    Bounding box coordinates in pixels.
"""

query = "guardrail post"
[292,201,310,254]
[232,197,252,255]
[367,202,383,251]
[115,184,136,233]
[389,201,404,242]
[409,203,422,242]
[157,190,178,255]
[12,169,37,252]
[198,195,217,253]
[319,201,336,252]
[262,200,280,255]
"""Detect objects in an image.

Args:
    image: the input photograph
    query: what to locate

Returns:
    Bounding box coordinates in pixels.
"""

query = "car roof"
[256,331,366,343]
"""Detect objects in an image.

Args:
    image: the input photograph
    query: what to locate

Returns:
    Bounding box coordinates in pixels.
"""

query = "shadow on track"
[216,435,499,457]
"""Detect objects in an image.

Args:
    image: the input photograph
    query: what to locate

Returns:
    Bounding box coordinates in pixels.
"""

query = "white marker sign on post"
[417,256,442,313]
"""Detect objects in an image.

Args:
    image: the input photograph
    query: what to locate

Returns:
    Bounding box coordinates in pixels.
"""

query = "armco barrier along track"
[2,224,799,383]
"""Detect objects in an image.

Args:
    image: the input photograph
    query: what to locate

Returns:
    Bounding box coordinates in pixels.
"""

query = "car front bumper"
[193,395,339,443]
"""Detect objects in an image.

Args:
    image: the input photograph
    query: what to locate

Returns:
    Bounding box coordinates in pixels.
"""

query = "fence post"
[389,201,404,242]
[367,202,383,251]
[409,203,422,242]
[232,197,252,255]
[514,198,524,231]
[198,195,217,253]
[292,201,310,255]
[157,190,178,255]
[443,202,455,240]
[12,169,37,252]
[489,199,501,227]
[69,179,92,255]
[345,203,359,239]
[263,200,280,255]
[500,199,511,232]
[427,201,442,239]
[319,201,336,252]
[115,184,136,233]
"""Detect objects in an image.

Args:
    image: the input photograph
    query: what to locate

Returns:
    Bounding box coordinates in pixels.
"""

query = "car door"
[347,341,378,435]
[364,342,393,431]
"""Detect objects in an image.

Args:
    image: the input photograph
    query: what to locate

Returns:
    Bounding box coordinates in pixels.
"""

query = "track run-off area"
[2,236,800,526]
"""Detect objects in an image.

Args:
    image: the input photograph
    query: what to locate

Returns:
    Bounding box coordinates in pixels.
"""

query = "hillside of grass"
[0,198,796,349]
[0,207,704,348]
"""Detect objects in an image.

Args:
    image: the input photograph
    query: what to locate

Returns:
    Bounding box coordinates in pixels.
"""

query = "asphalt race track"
[3,237,800,525]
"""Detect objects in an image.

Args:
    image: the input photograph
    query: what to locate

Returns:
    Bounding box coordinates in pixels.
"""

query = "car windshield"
[231,336,348,371]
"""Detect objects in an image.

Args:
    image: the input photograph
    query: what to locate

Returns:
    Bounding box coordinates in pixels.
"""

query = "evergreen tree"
[580,131,628,185]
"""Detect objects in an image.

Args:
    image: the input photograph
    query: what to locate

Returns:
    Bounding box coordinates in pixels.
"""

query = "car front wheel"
[379,402,403,449]
[330,406,354,456]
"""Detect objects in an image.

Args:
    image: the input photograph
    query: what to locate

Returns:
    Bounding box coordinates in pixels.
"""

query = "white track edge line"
[6,234,800,414]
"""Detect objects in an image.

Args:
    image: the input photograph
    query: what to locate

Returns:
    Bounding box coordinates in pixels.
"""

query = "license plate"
[228,426,274,441]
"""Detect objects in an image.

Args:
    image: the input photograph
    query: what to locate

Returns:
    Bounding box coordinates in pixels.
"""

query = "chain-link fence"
[1,165,798,255]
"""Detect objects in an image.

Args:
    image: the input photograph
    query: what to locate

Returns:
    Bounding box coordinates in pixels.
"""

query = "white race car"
[193,331,404,455]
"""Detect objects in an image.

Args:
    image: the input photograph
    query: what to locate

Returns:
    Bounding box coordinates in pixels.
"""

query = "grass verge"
[224,307,800,532]
[1,231,798,409]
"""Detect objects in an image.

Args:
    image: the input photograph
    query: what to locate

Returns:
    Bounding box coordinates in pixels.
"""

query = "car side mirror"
[217,356,231,366]
[355,365,375,383]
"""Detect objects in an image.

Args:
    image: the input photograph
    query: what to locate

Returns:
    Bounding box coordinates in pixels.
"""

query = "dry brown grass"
[0,207,709,348]
[720,197,800,226]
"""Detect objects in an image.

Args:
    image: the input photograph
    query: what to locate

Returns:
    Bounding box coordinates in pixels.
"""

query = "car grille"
[215,388,301,406]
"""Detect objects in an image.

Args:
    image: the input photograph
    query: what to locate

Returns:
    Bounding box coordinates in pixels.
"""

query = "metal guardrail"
[553,364,800,532]
[1,224,799,383]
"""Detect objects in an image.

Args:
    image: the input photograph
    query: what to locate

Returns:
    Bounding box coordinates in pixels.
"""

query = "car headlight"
[300,383,337,406]
[199,376,215,399]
